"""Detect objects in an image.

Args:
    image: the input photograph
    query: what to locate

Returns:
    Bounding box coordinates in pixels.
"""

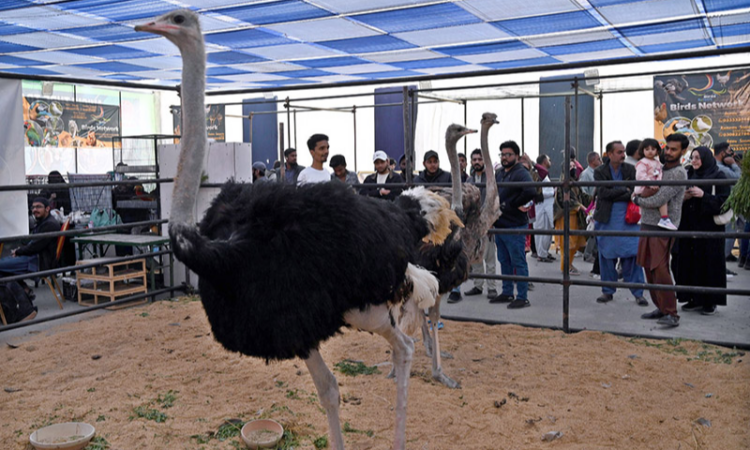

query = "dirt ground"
[2,297,748,450]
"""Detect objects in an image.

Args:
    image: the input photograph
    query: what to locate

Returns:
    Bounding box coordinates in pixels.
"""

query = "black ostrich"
[136,10,463,450]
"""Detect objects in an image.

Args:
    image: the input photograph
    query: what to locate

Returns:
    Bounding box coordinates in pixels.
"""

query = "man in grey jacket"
[632,133,688,327]
[713,142,742,263]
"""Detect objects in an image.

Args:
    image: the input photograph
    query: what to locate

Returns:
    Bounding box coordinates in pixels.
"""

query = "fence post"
[563,95,572,333]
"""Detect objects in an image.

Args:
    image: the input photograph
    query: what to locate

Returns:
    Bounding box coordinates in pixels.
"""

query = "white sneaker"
[657,218,678,230]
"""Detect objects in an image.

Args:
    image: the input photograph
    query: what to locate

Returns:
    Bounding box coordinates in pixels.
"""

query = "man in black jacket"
[360,150,404,200]
[491,141,536,309]
[0,197,60,297]
[414,150,451,185]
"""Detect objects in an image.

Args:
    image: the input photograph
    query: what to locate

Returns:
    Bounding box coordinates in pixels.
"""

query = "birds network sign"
[23,97,121,149]
[653,69,750,153]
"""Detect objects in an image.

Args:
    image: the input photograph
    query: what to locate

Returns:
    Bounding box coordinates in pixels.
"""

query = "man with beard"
[633,133,688,327]
[252,161,270,184]
[463,149,497,299]
[0,197,60,298]
[360,150,403,200]
[490,141,536,309]
[280,147,305,185]
[297,134,331,185]
[415,150,452,185]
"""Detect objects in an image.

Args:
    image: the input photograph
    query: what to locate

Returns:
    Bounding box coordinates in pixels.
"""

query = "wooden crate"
[76,258,148,309]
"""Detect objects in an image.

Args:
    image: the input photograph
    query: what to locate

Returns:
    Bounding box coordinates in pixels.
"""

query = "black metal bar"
[488,228,750,239]
[471,273,750,296]
[0,249,172,284]
[574,78,579,157]
[403,87,413,185]
[439,315,750,351]
[563,95,571,333]
[353,105,358,174]
[0,285,187,333]
[0,178,174,192]
[599,93,604,154]
[0,219,168,244]
[463,100,468,154]
[521,98,525,152]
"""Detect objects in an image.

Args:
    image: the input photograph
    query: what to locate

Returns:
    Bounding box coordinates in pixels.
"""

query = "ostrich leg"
[304,350,345,450]
[421,297,460,388]
[346,305,414,450]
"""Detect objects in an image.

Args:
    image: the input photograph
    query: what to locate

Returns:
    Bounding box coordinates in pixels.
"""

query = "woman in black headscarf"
[41,170,71,213]
[674,146,730,315]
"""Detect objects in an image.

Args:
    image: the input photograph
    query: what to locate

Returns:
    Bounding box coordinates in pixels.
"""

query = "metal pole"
[279,122,285,183]
[521,98,525,152]
[293,109,297,150]
[463,99,468,154]
[573,77,581,158]
[403,87,413,185]
[599,93,604,154]
[563,95,572,333]
[353,105,358,174]
[248,113,253,144]
[285,97,291,154]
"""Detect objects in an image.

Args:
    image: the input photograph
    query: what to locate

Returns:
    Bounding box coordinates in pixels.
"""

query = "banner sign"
[171,104,225,143]
[654,70,750,152]
[23,97,120,148]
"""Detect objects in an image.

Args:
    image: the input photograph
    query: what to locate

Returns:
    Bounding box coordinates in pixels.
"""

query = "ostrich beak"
[135,21,176,35]
[462,128,477,135]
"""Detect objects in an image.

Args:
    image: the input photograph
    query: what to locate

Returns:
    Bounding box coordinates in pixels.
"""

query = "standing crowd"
[249,132,745,327]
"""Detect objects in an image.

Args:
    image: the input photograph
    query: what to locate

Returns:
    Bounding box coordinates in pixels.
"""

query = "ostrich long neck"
[170,37,207,226]
[479,122,498,228]
[446,136,463,217]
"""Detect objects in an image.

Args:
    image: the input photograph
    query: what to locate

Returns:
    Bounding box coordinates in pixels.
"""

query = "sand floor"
[2,297,748,450]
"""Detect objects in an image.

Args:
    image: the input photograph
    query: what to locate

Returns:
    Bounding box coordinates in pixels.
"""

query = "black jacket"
[360,171,404,201]
[593,160,635,224]
[15,213,60,271]
[494,163,535,228]
[414,168,451,185]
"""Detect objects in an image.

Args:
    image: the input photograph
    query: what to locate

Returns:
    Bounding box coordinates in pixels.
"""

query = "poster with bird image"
[23,97,120,149]
[653,70,750,153]
[171,104,225,143]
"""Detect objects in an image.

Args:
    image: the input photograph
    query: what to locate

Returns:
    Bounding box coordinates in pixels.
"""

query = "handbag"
[625,201,641,225]
[711,186,733,225]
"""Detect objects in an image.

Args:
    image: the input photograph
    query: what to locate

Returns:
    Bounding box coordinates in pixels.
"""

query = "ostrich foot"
[440,351,454,359]
[386,367,396,379]
[433,370,461,389]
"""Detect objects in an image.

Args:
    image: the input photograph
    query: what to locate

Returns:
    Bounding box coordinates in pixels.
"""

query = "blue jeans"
[740,220,750,259]
[0,255,38,277]
[495,225,529,300]
[599,254,644,297]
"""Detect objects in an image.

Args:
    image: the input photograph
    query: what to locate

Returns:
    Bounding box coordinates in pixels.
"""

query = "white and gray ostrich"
[417,114,500,389]
[136,10,464,450]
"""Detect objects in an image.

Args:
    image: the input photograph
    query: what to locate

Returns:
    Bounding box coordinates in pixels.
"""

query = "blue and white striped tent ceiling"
[0,0,749,93]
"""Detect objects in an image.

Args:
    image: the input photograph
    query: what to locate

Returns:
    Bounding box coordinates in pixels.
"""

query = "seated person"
[40,170,71,213]
[0,198,60,298]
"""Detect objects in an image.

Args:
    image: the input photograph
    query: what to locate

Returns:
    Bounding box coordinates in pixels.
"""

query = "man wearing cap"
[360,150,404,201]
[415,150,452,185]
[252,161,270,184]
[329,154,360,187]
[0,197,60,298]
[297,134,331,186]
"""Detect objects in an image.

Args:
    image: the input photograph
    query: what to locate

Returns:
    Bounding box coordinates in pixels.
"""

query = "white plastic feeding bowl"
[29,422,95,450]
[241,419,284,449]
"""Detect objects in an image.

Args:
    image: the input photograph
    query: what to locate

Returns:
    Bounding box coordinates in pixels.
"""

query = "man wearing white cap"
[360,150,404,201]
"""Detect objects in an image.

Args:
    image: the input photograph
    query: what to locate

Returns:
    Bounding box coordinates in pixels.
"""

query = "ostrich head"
[445,124,477,146]
[480,112,499,129]
[134,10,203,50]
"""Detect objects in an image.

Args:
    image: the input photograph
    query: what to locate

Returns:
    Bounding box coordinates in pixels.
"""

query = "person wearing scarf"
[673,146,730,315]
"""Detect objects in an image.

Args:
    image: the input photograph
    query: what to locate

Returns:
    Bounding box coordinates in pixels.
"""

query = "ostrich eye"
[420,210,427,216]
[173,14,185,24]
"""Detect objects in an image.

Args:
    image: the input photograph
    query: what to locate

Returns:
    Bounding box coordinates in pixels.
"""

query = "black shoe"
[490,294,514,304]
[596,294,613,303]
[537,255,554,263]
[726,254,738,262]
[635,296,649,307]
[447,291,463,303]
[464,287,483,296]
[726,268,737,278]
[701,305,717,316]
[681,301,702,312]
[641,309,665,320]
[656,314,680,327]
[739,256,746,268]
[486,289,497,299]
[530,252,538,259]
[507,298,530,309]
